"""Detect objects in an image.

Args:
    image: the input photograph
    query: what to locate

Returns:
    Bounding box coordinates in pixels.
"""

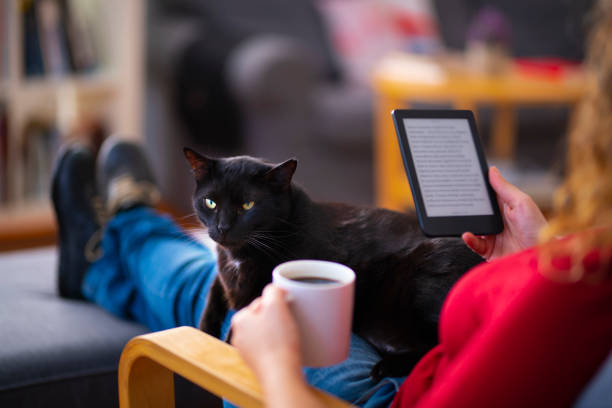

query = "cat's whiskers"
[175,212,198,221]
[250,229,300,239]
[246,230,299,258]
[245,236,283,259]
[250,233,295,248]
[247,231,298,258]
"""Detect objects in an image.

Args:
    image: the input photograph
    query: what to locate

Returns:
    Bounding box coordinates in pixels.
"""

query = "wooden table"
[371,53,588,211]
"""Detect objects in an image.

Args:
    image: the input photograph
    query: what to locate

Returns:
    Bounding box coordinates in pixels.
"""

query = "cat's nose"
[217,223,231,235]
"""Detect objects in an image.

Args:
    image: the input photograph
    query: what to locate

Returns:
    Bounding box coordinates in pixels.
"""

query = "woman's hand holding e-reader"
[392,109,504,237]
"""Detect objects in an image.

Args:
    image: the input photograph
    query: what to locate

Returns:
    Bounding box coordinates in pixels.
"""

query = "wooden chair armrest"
[118,326,355,408]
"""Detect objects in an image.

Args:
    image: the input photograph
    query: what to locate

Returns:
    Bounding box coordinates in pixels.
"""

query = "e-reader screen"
[392,109,503,237]
[402,118,493,217]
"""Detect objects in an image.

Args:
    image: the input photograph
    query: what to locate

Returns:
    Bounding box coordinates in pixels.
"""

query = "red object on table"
[515,58,581,80]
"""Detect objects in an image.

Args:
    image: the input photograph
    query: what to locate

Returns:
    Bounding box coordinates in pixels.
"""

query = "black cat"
[183,148,484,379]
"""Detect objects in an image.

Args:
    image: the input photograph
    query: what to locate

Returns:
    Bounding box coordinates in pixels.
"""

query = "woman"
[230,1,612,406]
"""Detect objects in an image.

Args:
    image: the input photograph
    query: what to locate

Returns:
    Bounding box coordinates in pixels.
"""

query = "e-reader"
[392,109,503,237]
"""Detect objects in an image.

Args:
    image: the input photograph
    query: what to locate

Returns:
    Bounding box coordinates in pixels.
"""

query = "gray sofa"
[0,247,219,408]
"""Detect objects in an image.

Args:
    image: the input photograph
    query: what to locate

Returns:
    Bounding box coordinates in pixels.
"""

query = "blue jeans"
[83,208,404,407]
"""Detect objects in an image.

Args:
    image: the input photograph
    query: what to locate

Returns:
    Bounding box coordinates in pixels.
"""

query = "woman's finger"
[488,167,526,207]
[262,284,288,304]
[249,297,263,312]
[462,232,491,257]
[462,232,482,254]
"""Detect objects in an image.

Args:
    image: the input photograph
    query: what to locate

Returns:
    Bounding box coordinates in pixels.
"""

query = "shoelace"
[92,195,109,226]
[85,228,104,262]
[107,175,161,215]
[84,195,108,263]
[83,177,162,263]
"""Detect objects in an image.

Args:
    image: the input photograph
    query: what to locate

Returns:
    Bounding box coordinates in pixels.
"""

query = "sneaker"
[51,142,104,299]
[97,136,160,215]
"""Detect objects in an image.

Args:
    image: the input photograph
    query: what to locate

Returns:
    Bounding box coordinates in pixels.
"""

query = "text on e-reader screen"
[402,118,493,217]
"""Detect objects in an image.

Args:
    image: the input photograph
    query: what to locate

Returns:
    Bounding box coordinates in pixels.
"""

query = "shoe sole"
[51,142,94,299]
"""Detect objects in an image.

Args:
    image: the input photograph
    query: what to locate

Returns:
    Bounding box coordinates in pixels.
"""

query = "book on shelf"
[64,0,98,72]
[18,114,108,203]
[36,0,71,76]
[21,118,60,201]
[22,0,101,78]
[23,0,45,77]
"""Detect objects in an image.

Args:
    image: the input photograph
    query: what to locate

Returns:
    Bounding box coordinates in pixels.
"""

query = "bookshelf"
[0,0,145,250]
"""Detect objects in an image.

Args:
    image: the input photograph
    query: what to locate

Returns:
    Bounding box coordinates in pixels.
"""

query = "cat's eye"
[205,198,217,209]
[242,201,255,211]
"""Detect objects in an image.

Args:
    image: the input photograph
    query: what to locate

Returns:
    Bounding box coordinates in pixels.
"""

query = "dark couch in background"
[144,0,374,215]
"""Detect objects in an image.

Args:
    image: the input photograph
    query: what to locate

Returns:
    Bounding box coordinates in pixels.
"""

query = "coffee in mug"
[289,276,339,284]
[273,260,355,367]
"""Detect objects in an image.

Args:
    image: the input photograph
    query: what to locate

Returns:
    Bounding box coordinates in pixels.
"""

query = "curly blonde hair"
[540,0,612,244]
[537,0,612,282]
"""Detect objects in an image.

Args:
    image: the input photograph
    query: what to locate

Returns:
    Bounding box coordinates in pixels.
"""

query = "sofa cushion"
[0,247,150,407]
[0,246,221,408]
[0,247,148,393]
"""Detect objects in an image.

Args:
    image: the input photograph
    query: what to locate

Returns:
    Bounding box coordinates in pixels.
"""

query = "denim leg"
[221,330,403,408]
[304,334,404,407]
[82,207,217,331]
[83,207,400,406]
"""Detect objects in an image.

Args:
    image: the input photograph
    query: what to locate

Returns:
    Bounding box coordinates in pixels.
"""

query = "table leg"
[491,103,516,159]
[374,95,413,210]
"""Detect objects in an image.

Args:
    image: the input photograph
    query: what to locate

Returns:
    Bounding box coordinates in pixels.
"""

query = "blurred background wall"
[0,0,597,246]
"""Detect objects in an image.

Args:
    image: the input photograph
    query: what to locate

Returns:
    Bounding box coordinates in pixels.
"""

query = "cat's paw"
[369,361,388,383]
[370,352,420,381]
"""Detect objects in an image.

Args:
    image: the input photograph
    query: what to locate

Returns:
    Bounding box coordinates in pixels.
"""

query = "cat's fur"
[184,148,484,378]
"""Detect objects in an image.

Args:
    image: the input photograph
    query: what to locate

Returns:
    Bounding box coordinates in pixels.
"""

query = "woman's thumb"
[489,167,523,207]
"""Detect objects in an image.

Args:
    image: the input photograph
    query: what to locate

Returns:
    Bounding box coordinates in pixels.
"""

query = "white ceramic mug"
[272,259,355,367]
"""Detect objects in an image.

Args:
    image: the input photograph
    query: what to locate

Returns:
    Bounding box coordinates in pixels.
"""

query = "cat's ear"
[183,147,214,181]
[264,159,297,190]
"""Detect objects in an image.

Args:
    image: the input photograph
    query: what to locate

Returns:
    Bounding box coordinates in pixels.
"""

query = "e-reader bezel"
[392,109,504,237]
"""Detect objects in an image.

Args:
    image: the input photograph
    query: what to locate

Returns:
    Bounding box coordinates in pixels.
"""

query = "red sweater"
[391,235,612,408]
